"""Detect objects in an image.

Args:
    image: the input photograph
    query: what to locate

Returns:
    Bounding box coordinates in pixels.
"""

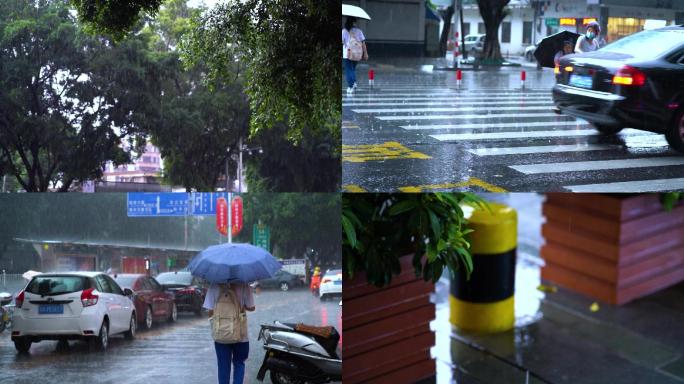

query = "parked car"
[553,26,684,152]
[255,270,301,291]
[463,34,486,54]
[113,274,176,330]
[11,272,136,353]
[319,269,342,301]
[155,271,205,316]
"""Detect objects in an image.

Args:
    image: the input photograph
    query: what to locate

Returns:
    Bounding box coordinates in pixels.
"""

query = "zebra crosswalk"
[342,87,684,192]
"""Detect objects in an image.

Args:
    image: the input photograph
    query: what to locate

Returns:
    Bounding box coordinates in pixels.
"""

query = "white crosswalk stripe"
[344,88,683,190]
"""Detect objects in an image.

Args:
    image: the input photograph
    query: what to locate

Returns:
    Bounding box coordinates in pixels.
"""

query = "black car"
[155,271,206,316]
[553,26,684,152]
[254,270,301,291]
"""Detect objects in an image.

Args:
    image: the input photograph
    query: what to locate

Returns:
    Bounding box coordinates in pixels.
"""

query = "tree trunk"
[438,6,455,56]
[477,0,510,60]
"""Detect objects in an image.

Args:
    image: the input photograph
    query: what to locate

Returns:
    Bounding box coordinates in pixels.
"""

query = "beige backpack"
[348,30,364,61]
[211,285,247,344]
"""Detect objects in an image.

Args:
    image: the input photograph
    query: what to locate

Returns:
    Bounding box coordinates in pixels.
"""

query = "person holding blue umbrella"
[188,243,281,384]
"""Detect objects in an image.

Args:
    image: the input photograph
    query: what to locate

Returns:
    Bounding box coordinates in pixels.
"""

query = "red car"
[113,274,177,330]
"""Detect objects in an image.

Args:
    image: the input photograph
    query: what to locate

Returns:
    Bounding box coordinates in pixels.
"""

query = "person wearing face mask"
[574,21,601,53]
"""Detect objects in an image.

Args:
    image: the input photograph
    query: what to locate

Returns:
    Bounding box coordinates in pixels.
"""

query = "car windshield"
[602,29,684,58]
[325,269,342,278]
[26,276,89,296]
[156,272,193,286]
[113,276,137,289]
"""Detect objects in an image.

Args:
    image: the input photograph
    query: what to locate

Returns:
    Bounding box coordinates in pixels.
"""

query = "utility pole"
[238,137,243,193]
[459,0,467,60]
[227,192,232,243]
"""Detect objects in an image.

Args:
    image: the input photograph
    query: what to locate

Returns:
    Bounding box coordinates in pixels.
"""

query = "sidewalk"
[430,194,684,384]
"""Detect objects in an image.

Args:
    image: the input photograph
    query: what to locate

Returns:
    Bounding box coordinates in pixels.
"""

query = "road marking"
[431,129,599,141]
[352,106,553,114]
[342,120,359,129]
[343,100,554,107]
[344,92,550,98]
[342,141,431,163]
[398,178,508,193]
[378,113,560,121]
[467,144,617,156]
[565,178,684,192]
[510,157,684,175]
[342,184,367,192]
[343,95,551,102]
[401,121,582,130]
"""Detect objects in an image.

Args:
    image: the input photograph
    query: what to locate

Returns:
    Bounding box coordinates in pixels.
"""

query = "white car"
[319,269,342,301]
[11,272,136,353]
[463,34,486,54]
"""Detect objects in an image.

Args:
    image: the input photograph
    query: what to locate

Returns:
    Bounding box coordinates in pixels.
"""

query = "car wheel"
[666,108,684,153]
[124,313,137,340]
[90,320,109,351]
[320,294,326,301]
[279,282,290,292]
[593,124,623,135]
[270,371,305,384]
[13,337,31,354]
[143,307,153,330]
[168,303,178,322]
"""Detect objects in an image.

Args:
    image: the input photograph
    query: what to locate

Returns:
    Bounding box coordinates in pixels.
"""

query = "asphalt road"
[342,64,684,192]
[0,288,341,384]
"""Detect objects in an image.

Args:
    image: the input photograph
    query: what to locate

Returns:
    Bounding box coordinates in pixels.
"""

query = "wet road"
[0,289,341,384]
[342,64,684,192]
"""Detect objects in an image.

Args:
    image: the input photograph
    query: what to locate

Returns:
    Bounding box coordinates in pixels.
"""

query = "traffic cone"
[521,70,526,90]
[368,69,375,87]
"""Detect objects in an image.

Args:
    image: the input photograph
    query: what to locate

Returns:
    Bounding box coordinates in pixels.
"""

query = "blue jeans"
[343,59,357,88]
[214,341,249,384]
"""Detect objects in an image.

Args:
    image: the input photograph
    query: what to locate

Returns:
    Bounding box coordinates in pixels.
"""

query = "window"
[478,22,485,34]
[96,275,112,293]
[501,22,511,43]
[26,276,90,296]
[148,278,163,291]
[461,23,470,37]
[104,275,124,295]
[523,21,532,45]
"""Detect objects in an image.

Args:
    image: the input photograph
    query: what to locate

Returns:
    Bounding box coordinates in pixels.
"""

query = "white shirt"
[203,283,254,311]
[575,35,600,53]
[342,27,365,59]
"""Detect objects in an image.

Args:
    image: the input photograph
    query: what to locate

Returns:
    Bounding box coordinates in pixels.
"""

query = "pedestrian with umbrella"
[342,4,371,94]
[188,243,281,384]
[534,30,581,68]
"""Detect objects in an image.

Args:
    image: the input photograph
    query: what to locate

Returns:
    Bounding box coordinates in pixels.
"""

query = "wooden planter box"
[541,193,684,305]
[344,255,435,383]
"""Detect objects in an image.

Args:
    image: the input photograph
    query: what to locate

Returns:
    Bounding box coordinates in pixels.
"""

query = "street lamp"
[233,137,263,193]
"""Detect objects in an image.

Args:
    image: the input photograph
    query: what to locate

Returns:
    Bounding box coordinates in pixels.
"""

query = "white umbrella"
[342,4,371,20]
[22,270,41,281]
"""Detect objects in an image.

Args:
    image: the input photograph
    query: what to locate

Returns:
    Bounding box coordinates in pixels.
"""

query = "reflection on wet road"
[342,66,684,192]
[0,289,341,384]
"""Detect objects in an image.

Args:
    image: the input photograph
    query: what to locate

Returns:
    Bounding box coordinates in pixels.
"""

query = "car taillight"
[612,65,646,86]
[81,288,99,307]
[15,290,24,309]
[322,278,331,284]
[564,66,573,72]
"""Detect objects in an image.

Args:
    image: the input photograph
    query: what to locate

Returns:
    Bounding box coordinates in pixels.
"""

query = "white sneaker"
[347,87,353,94]
[352,82,358,90]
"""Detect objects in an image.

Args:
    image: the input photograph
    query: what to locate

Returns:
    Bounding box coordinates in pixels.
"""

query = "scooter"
[0,292,13,334]
[256,321,342,384]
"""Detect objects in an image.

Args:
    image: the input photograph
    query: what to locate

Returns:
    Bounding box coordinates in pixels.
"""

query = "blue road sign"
[127,193,239,217]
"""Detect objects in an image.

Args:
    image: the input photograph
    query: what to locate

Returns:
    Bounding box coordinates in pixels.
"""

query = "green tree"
[0,0,161,191]
[69,0,163,40]
[477,0,511,60]
[143,0,250,191]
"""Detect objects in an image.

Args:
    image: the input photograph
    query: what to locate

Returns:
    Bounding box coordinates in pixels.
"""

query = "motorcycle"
[0,292,13,334]
[256,321,342,384]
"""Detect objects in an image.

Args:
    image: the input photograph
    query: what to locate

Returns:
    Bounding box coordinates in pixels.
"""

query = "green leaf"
[341,214,357,249]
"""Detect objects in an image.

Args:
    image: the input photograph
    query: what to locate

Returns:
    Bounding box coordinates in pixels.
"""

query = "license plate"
[569,74,593,89]
[39,304,64,314]
[334,281,342,285]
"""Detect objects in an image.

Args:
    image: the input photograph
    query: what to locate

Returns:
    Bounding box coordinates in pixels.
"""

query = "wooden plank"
[344,254,421,299]
[345,303,434,357]
[617,265,684,305]
[541,262,616,304]
[619,204,684,244]
[370,358,436,384]
[542,223,619,261]
[619,194,667,222]
[543,203,621,242]
[541,242,618,284]
[619,247,684,288]
[619,226,684,266]
[545,193,624,219]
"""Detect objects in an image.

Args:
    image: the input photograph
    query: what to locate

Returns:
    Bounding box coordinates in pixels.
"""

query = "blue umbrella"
[187,243,282,283]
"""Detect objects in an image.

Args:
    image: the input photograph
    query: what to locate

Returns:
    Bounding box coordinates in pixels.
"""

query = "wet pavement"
[430,194,684,384]
[342,61,684,193]
[0,289,342,384]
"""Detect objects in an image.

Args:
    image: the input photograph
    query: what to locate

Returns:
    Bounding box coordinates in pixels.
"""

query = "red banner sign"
[216,197,228,236]
[231,196,243,236]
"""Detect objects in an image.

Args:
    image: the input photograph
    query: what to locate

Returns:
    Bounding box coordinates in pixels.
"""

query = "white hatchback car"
[11,272,136,353]
[319,269,342,301]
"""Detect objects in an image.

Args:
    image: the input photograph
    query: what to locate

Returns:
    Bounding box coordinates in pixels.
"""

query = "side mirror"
[123,288,134,297]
